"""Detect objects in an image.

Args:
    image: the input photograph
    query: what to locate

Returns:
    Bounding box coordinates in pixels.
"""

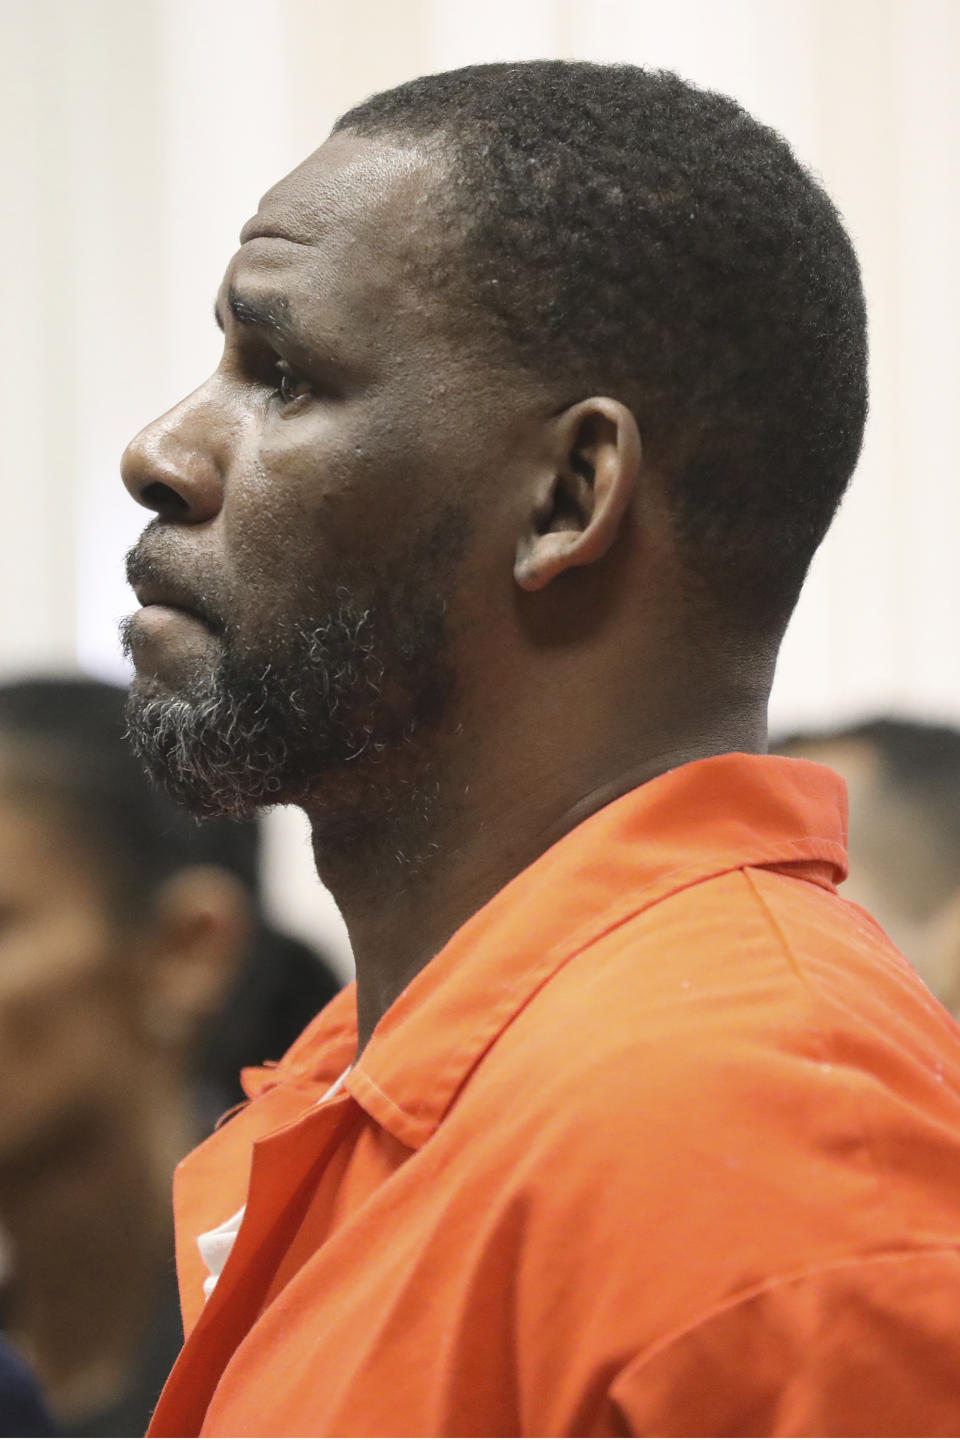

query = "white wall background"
[1,0,958,971]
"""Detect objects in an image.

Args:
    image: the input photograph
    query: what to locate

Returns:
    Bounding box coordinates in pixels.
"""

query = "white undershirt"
[197,1066,351,1301]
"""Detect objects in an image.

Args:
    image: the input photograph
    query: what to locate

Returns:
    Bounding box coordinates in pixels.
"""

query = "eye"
[273,358,312,406]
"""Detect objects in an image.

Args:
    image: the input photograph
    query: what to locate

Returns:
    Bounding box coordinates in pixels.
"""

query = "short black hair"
[779,717,960,912]
[337,60,868,630]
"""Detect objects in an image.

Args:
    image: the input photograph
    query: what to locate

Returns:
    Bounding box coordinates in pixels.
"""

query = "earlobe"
[515,526,587,592]
[513,398,640,592]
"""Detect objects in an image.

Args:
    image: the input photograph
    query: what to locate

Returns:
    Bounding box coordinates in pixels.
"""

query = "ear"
[514,397,641,592]
[136,866,253,1050]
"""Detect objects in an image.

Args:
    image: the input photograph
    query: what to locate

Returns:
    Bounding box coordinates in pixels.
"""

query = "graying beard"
[125,602,387,819]
[124,606,453,873]
[127,683,290,820]
[124,506,469,863]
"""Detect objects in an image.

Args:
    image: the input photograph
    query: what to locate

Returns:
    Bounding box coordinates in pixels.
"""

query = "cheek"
[220,408,433,616]
[0,907,137,1156]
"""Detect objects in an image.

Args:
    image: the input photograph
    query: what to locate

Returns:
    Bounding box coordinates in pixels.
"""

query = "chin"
[122,609,221,695]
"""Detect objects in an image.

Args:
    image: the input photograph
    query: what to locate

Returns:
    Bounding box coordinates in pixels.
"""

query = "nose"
[121,386,225,524]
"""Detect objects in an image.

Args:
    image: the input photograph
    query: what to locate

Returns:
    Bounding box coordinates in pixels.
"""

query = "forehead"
[243,132,439,247]
[225,133,447,331]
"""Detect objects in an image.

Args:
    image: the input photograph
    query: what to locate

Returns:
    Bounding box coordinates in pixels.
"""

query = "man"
[120,61,960,1437]
[781,717,960,1019]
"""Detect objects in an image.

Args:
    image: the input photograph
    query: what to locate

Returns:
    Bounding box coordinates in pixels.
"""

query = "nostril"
[142,480,190,518]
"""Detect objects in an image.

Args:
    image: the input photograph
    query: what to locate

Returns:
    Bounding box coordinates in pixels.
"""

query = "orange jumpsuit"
[149,755,960,1436]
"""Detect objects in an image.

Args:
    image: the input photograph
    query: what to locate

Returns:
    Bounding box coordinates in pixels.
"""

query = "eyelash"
[272,358,311,406]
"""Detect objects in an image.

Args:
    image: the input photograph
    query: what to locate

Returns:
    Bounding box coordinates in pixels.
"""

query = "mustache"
[125,532,225,634]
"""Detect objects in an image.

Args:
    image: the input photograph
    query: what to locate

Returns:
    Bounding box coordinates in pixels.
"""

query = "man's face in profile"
[121,134,518,825]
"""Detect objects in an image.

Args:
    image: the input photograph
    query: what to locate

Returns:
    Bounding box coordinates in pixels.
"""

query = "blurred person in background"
[0,1334,55,1437]
[0,677,340,1436]
[780,718,960,1019]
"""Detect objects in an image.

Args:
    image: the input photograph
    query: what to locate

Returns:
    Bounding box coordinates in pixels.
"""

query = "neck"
[0,1092,192,1427]
[308,698,768,1055]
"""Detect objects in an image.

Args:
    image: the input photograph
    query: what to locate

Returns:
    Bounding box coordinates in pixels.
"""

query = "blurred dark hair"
[0,675,341,1110]
[0,675,258,912]
[778,716,960,912]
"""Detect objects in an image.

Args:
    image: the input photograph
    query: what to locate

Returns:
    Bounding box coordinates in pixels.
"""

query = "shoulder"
[442,870,960,1431]
[487,863,960,1133]
[449,865,960,1321]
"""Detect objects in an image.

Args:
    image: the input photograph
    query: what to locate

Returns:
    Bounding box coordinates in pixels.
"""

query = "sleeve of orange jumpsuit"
[609,1249,960,1437]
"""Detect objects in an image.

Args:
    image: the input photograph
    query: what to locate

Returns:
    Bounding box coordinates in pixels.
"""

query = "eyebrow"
[213,286,294,339]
